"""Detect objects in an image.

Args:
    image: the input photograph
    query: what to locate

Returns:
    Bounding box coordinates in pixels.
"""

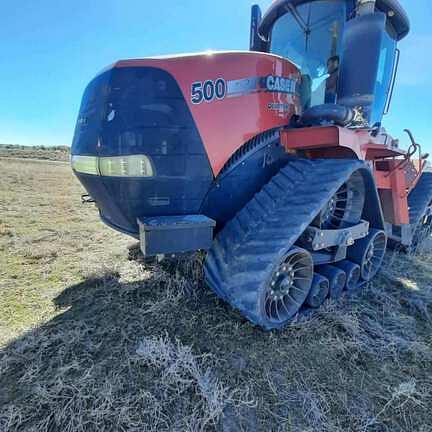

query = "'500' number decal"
[191,79,226,104]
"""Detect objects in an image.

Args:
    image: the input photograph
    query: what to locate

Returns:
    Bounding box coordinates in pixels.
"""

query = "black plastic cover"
[71,67,213,236]
[138,215,216,256]
[301,104,354,127]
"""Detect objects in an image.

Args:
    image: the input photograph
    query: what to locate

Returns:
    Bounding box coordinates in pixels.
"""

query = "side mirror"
[250,5,264,52]
[338,11,388,124]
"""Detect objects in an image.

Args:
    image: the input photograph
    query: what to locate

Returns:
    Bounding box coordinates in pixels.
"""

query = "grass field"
[0,144,70,162]
[1,157,432,431]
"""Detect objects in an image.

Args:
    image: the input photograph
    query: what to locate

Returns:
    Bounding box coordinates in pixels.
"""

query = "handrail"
[382,129,428,197]
[384,48,400,115]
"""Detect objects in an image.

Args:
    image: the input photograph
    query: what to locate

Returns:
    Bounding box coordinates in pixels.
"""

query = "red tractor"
[71,0,432,329]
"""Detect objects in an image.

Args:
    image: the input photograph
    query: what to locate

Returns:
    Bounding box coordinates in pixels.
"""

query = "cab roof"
[259,0,410,41]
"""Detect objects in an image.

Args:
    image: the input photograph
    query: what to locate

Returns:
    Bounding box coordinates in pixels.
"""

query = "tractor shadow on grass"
[0,254,267,430]
[1,250,432,431]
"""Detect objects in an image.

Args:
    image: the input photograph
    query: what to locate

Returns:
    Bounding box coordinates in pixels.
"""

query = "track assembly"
[205,158,385,330]
[407,173,432,254]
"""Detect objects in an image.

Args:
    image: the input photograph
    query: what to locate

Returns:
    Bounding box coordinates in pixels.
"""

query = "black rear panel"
[72,67,213,236]
[72,71,111,156]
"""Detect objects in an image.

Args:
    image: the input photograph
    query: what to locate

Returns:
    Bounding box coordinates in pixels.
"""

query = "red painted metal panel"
[281,126,406,161]
[375,161,409,225]
[390,165,410,225]
[113,52,301,175]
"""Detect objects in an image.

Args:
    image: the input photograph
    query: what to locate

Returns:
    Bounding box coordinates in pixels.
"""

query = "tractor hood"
[71,51,301,235]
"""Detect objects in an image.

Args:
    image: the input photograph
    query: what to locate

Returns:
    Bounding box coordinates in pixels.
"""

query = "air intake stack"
[338,0,395,125]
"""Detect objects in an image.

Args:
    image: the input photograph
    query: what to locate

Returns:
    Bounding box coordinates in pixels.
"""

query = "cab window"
[270,0,346,109]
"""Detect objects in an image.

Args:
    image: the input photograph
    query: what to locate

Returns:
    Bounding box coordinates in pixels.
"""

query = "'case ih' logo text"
[265,76,296,94]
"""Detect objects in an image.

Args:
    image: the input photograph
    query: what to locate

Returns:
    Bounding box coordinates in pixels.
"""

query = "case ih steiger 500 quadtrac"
[71,0,432,329]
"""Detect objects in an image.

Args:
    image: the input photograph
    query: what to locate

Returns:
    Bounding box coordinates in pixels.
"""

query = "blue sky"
[0,0,430,152]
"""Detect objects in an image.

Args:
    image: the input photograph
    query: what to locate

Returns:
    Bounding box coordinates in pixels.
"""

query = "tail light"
[99,155,154,177]
[71,154,154,177]
[71,155,99,175]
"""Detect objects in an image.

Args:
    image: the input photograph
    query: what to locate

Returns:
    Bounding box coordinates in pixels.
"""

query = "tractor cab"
[251,0,410,126]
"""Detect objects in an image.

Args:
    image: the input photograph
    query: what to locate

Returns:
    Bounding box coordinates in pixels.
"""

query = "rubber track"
[204,158,367,329]
[408,172,432,229]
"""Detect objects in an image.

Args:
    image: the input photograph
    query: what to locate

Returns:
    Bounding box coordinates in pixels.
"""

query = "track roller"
[316,171,365,229]
[316,265,346,299]
[305,274,330,308]
[335,260,361,292]
[347,229,387,281]
[265,248,314,326]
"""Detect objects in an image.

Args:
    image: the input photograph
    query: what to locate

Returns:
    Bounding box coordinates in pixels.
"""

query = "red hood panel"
[112,51,301,175]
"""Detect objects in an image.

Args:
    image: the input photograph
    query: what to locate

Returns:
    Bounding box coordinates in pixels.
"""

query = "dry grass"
[0,144,70,162]
[1,158,432,431]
